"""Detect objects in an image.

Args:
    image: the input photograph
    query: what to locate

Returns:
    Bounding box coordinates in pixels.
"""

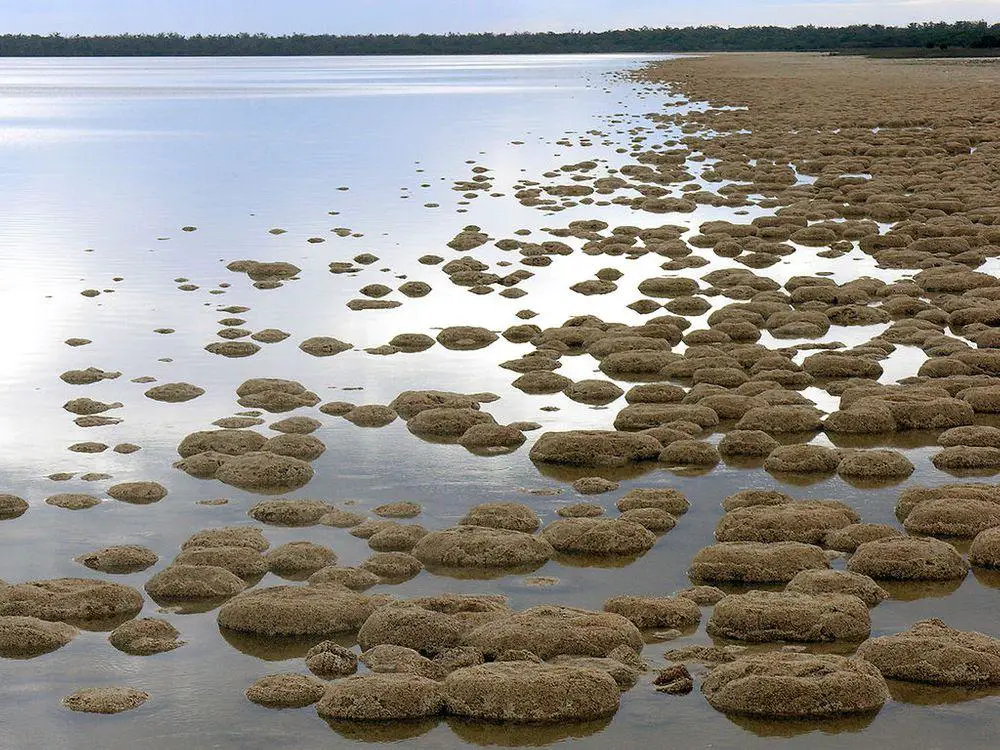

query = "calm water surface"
[0,55,996,749]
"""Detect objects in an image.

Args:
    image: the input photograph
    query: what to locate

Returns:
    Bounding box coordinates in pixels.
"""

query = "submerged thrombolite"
[11,49,1000,745]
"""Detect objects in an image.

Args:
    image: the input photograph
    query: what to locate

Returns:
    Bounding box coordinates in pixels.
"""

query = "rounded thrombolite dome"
[0,494,28,520]
[407,408,497,440]
[784,569,889,608]
[529,430,662,467]
[373,501,422,518]
[411,526,553,571]
[0,616,77,658]
[822,523,904,553]
[108,617,183,655]
[707,590,871,643]
[902,497,1000,538]
[268,416,321,434]
[837,449,914,479]
[62,687,150,714]
[457,424,526,453]
[245,673,327,708]
[217,584,388,636]
[360,643,446,680]
[846,537,969,580]
[177,429,267,458]
[602,595,701,630]
[265,541,337,574]
[970,527,1000,568]
[458,502,541,533]
[343,405,397,428]
[894,483,1000,520]
[107,481,168,504]
[0,578,143,625]
[616,487,690,515]
[701,652,889,718]
[620,507,676,532]
[360,551,423,582]
[307,566,379,590]
[76,545,158,574]
[688,541,829,583]
[181,526,270,552]
[717,430,780,457]
[571,477,619,495]
[144,382,205,403]
[144,564,246,601]
[659,439,720,466]
[540,518,656,557]
[357,595,509,655]
[720,489,794,511]
[260,433,326,461]
[713,501,859,545]
[214,452,314,492]
[436,326,498,351]
[248,498,332,526]
[763,444,841,474]
[305,640,358,678]
[462,605,643,660]
[443,662,620,723]
[316,673,444,720]
[388,390,482,420]
[855,618,1000,686]
[174,546,268,580]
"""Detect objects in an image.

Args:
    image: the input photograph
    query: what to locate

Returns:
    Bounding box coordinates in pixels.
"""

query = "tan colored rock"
[0,578,143,623]
[823,523,904,552]
[412,526,553,570]
[108,618,183,655]
[603,595,700,630]
[107,482,167,504]
[708,590,871,642]
[316,673,444,720]
[248,498,330,526]
[856,619,1000,686]
[689,541,829,583]
[847,537,969,580]
[529,430,661,467]
[246,673,326,708]
[443,662,620,722]
[464,605,642,659]
[541,518,656,557]
[305,640,358,677]
[76,545,157,574]
[0,616,77,658]
[714,501,859,544]
[459,503,540,533]
[903,497,1000,538]
[145,564,245,600]
[616,488,689,515]
[217,584,387,636]
[63,687,149,714]
[702,652,888,717]
[786,569,888,607]
[215,452,314,492]
[181,526,269,552]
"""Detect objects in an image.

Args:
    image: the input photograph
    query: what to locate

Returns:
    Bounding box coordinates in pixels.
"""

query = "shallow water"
[0,54,997,749]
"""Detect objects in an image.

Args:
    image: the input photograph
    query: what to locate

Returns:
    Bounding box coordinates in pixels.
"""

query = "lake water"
[0,55,996,749]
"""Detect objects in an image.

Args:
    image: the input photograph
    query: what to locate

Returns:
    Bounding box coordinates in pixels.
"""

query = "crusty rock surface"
[856,619,1000,686]
[688,541,829,583]
[707,590,871,642]
[443,662,620,722]
[701,652,889,717]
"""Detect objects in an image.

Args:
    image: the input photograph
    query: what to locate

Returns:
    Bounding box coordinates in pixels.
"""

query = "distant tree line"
[1,22,998,57]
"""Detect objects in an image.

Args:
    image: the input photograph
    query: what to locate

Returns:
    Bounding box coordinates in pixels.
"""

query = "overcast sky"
[3,0,998,35]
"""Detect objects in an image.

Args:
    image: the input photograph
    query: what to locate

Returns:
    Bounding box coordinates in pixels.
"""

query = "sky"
[1,0,998,35]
